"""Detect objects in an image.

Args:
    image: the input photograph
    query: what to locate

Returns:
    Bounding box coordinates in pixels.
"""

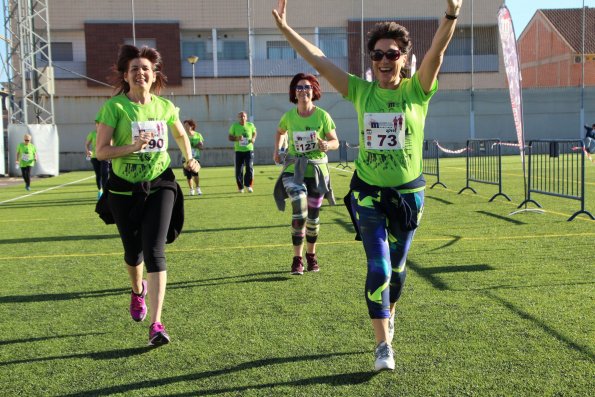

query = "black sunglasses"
[370,49,402,62]
[295,84,313,91]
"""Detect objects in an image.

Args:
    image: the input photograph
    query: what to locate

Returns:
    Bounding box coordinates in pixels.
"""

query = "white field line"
[0,176,94,205]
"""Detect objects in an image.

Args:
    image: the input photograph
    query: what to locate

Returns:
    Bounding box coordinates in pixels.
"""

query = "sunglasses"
[24,139,30,142]
[295,84,313,91]
[370,49,402,62]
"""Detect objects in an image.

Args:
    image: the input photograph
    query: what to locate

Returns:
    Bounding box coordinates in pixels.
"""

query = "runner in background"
[85,123,110,199]
[15,133,38,191]
[228,111,257,193]
[183,119,205,195]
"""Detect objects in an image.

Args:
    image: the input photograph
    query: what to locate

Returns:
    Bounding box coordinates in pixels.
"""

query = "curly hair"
[288,73,321,104]
[367,22,413,78]
[109,44,167,95]
[183,119,196,130]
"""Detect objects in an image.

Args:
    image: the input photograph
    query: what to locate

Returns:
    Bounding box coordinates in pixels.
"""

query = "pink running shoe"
[291,256,304,275]
[130,280,147,322]
[306,253,320,272]
[148,322,170,346]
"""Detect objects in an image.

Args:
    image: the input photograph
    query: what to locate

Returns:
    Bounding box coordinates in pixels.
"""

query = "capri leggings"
[281,174,324,246]
[350,189,424,319]
[108,188,175,273]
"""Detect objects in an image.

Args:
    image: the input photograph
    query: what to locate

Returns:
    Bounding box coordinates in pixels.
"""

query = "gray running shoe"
[374,341,395,371]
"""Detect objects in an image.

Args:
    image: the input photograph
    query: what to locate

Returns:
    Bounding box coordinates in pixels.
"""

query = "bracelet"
[445,12,458,20]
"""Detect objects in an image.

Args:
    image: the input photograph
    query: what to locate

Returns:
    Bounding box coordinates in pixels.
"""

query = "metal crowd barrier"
[337,140,355,169]
[458,139,511,202]
[518,140,593,221]
[422,140,446,188]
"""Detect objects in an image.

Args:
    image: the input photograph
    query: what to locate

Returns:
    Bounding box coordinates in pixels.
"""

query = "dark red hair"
[289,73,321,104]
[183,119,196,130]
[109,44,167,95]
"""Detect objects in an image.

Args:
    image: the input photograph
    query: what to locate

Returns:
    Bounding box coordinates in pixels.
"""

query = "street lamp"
[187,55,199,95]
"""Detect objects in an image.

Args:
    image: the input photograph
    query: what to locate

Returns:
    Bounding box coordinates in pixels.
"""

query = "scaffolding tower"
[2,0,54,125]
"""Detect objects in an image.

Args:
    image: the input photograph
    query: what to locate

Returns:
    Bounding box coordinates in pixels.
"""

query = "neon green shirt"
[17,142,36,167]
[229,122,256,152]
[96,94,178,183]
[278,107,335,177]
[188,132,204,160]
[86,130,97,158]
[346,73,437,188]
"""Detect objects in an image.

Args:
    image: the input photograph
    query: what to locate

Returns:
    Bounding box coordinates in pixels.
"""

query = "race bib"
[131,120,167,153]
[364,113,405,150]
[293,131,318,153]
[239,136,249,147]
[21,154,30,162]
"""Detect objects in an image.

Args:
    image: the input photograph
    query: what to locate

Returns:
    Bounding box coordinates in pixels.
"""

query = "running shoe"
[388,311,395,344]
[190,188,195,196]
[374,341,395,371]
[239,188,245,193]
[247,187,254,193]
[130,280,147,322]
[305,253,320,272]
[26,186,30,191]
[291,256,304,275]
[196,187,202,195]
[148,322,170,346]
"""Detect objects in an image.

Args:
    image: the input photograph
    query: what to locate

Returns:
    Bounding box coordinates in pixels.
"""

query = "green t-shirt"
[278,107,335,177]
[86,130,97,158]
[229,121,256,152]
[96,94,178,183]
[188,132,204,160]
[17,142,36,167]
[346,73,437,188]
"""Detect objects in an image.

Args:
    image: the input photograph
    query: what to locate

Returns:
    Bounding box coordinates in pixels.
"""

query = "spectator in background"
[85,123,110,199]
[183,119,205,196]
[228,111,257,193]
[15,133,38,191]
[585,123,595,154]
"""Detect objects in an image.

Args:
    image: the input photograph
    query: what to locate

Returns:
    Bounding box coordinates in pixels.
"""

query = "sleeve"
[408,73,438,102]
[228,123,235,135]
[321,110,336,139]
[96,100,118,128]
[278,112,288,131]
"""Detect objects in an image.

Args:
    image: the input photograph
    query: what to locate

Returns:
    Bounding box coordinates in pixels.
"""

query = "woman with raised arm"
[95,44,200,346]
[273,0,462,371]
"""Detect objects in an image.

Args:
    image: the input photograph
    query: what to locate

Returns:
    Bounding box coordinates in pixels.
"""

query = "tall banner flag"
[498,5,525,163]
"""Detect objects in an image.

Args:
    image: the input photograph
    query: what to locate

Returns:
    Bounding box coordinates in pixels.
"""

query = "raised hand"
[272,0,287,29]
[447,0,463,14]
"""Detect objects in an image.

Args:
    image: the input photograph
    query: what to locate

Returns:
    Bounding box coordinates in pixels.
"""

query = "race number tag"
[293,131,318,153]
[364,113,405,150]
[239,136,250,147]
[21,154,30,162]
[131,121,167,153]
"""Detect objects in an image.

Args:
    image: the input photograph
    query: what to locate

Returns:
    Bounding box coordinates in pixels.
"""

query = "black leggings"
[235,151,254,189]
[90,158,110,190]
[21,166,32,187]
[108,188,175,273]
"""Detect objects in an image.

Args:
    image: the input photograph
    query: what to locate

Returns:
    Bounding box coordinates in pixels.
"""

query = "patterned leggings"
[282,174,324,246]
[350,189,424,319]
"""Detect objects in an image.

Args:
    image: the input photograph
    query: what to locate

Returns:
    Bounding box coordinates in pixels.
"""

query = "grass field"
[0,157,593,396]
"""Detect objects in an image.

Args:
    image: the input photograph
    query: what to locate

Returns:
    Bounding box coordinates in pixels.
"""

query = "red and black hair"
[289,73,321,104]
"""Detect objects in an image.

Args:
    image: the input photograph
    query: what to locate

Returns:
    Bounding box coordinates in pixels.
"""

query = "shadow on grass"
[0,233,119,245]
[476,210,526,225]
[0,346,152,367]
[408,260,494,290]
[484,291,595,361]
[164,371,378,396]
[426,235,462,252]
[0,271,290,304]
[425,195,454,205]
[0,332,106,346]
[63,351,371,397]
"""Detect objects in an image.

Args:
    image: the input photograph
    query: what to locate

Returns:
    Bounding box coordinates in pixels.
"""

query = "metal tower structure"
[2,0,54,124]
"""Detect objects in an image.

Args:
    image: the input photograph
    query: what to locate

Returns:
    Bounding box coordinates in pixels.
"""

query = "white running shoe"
[239,188,245,193]
[196,187,202,195]
[189,188,195,196]
[247,187,253,193]
[374,341,395,371]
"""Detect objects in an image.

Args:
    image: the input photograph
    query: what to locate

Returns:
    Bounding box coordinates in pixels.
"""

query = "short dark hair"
[109,44,167,95]
[288,73,321,104]
[183,119,196,130]
[367,22,412,78]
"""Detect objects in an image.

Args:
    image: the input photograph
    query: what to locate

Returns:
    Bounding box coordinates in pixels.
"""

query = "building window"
[124,38,157,49]
[267,41,296,60]
[319,28,347,58]
[39,42,73,62]
[220,41,247,60]
[446,27,498,56]
[182,41,210,61]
